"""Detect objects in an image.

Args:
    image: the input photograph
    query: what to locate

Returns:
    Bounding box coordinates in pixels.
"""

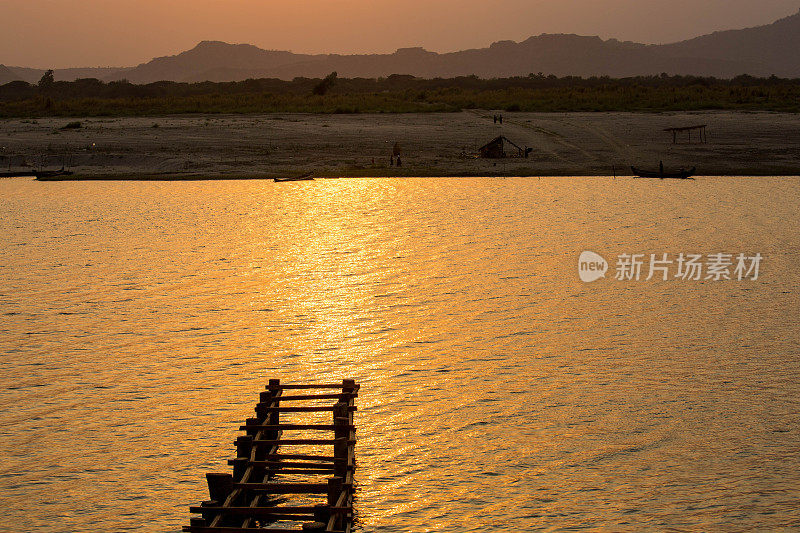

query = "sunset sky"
[3,0,799,68]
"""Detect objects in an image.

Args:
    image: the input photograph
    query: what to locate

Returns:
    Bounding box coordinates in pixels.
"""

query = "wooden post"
[206,473,233,503]
[231,457,248,480]
[199,500,217,523]
[236,435,253,460]
[333,402,349,478]
[341,379,356,480]
[243,417,267,466]
[327,477,344,530]
[302,504,330,532]
[235,435,254,480]
[327,476,344,504]
[268,379,281,427]
[244,417,260,437]
[313,504,329,524]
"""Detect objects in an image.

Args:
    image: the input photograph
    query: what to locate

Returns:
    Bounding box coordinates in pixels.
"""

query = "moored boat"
[35,169,74,180]
[631,166,695,179]
[1,168,74,180]
[274,173,314,182]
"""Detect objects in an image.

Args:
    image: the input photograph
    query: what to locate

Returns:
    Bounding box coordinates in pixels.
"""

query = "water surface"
[1,177,799,532]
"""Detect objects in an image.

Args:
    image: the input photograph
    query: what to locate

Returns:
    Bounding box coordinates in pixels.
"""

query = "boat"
[35,168,74,180]
[274,173,314,182]
[631,166,695,180]
[1,168,74,180]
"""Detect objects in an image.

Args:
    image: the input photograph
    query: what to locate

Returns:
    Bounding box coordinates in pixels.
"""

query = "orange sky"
[2,0,798,68]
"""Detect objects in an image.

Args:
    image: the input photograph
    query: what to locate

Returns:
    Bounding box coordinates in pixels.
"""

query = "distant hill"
[660,9,800,77]
[6,9,800,84]
[108,41,313,84]
[103,10,800,83]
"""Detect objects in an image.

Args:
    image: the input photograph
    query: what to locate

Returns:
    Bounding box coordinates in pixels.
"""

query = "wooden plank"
[267,384,359,390]
[184,529,346,533]
[274,393,357,401]
[185,528,300,533]
[207,513,314,521]
[335,490,348,509]
[266,453,339,461]
[238,424,354,432]
[251,438,347,446]
[229,460,342,469]
[192,509,314,519]
[256,406,357,413]
[233,482,328,493]
[190,506,351,515]
[266,468,337,475]
[184,527,315,533]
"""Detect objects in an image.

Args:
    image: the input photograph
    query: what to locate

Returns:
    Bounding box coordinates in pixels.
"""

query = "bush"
[312,72,338,96]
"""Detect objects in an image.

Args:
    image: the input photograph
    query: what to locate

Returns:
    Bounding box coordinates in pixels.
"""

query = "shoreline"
[2,111,799,179]
[19,169,800,180]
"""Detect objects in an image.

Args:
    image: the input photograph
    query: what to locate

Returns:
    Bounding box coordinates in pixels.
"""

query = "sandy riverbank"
[1,111,798,178]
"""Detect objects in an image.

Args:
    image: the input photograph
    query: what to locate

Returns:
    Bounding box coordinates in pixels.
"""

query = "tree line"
[1,70,798,116]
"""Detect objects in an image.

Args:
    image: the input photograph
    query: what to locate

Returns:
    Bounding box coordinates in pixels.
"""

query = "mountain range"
[2,9,799,85]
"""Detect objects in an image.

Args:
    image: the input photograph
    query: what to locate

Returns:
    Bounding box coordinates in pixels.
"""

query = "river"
[1,176,798,531]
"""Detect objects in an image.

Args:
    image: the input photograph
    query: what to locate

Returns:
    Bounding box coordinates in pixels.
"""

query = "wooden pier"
[184,379,359,533]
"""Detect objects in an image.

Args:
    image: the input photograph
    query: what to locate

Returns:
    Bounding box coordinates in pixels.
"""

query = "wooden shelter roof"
[663,124,707,132]
[479,136,523,152]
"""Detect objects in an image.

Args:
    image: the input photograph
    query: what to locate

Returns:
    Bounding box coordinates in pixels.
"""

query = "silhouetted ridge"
[5,10,800,83]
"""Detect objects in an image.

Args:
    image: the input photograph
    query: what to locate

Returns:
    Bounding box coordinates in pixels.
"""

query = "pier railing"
[184,379,359,533]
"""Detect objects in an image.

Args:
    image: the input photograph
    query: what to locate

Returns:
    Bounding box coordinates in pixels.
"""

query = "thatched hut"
[479,136,530,158]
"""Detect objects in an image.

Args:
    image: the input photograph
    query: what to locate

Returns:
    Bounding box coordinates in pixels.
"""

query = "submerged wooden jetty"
[184,379,359,533]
